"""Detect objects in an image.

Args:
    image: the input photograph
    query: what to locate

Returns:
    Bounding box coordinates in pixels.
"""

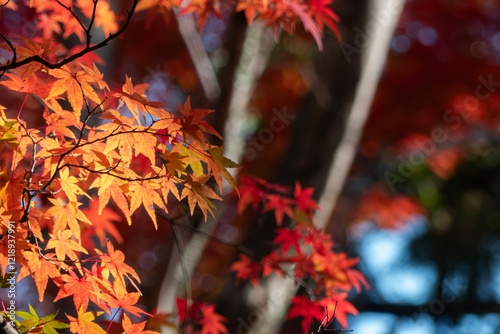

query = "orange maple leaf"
[96,240,140,287]
[46,229,88,262]
[67,306,106,334]
[101,280,149,317]
[54,269,103,313]
[181,174,222,220]
[57,167,91,202]
[14,36,59,79]
[21,250,61,302]
[89,174,132,225]
[117,75,163,125]
[128,179,165,229]
[77,0,119,36]
[81,197,123,247]
[46,199,92,242]
[177,96,222,144]
[47,65,101,118]
[122,313,160,334]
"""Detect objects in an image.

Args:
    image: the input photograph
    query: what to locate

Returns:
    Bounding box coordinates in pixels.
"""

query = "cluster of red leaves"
[136,0,340,50]
[352,187,425,229]
[230,176,369,331]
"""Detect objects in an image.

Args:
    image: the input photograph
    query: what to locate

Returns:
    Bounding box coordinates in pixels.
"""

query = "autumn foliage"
[0,0,366,333]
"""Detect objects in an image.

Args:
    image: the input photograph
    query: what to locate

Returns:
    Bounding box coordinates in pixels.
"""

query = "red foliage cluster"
[231,176,368,330]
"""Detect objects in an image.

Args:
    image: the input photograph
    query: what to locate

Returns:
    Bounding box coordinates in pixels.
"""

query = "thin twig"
[0,0,139,72]
[170,223,191,334]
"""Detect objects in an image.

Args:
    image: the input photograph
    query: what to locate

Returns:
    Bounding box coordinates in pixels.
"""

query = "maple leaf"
[117,75,163,125]
[287,296,324,333]
[54,269,99,313]
[159,174,181,202]
[288,2,324,51]
[176,297,206,323]
[303,227,333,256]
[131,131,158,166]
[46,229,88,262]
[77,0,119,36]
[319,294,359,329]
[236,176,264,214]
[261,250,289,277]
[81,197,123,247]
[307,0,340,40]
[346,267,370,293]
[0,72,44,96]
[43,106,79,139]
[181,174,222,220]
[262,194,294,226]
[101,279,150,317]
[17,305,70,334]
[207,145,240,192]
[0,170,24,210]
[128,179,166,229]
[89,174,132,225]
[273,228,302,254]
[47,65,101,118]
[96,240,140,287]
[97,123,136,166]
[294,182,320,214]
[46,199,92,242]
[16,304,42,332]
[67,306,106,334]
[228,254,261,286]
[122,313,160,334]
[0,117,21,152]
[199,305,228,334]
[14,36,59,79]
[177,96,222,144]
[21,250,61,302]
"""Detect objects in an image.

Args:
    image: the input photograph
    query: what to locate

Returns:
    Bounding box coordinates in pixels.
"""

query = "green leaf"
[0,268,18,288]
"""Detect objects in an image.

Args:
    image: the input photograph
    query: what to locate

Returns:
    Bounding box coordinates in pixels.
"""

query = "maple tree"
[0,0,369,333]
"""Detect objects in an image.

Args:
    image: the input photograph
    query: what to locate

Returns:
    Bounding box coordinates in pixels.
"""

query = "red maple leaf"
[176,297,206,323]
[199,305,228,334]
[273,228,303,254]
[262,194,294,226]
[287,296,323,333]
[294,182,320,217]
[236,176,264,214]
[320,294,359,329]
[228,254,262,286]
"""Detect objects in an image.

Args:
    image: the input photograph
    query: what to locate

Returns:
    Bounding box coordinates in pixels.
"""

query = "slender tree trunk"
[157,17,276,333]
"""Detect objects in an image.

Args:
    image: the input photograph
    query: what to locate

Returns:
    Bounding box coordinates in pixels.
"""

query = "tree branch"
[0,0,139,72]
[0,313,21,334]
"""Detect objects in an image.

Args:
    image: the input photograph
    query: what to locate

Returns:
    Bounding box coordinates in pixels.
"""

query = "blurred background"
[4,0,500,332]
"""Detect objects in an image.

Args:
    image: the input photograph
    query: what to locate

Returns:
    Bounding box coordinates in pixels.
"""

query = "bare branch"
[54,0,88,35]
